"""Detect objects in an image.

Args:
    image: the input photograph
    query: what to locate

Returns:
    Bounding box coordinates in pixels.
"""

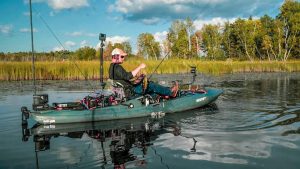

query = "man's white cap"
[111,48,127,56]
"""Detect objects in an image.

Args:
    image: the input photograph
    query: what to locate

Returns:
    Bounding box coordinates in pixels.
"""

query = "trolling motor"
[32,94,50,111]
[21,94,50,125]
[189,66,197,85]
[188,66,206,93]
[181,66,206,93]
[34,135,50,151]
[180,66,197,86]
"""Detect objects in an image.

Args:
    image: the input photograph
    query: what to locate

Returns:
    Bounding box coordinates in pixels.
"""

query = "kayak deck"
[28,88,223,124]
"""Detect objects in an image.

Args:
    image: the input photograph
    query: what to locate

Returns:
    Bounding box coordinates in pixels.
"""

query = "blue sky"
[0,0,287,53]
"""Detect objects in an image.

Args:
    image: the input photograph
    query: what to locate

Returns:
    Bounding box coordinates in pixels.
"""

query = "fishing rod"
[32,7,96,91]
[148,51,171,80]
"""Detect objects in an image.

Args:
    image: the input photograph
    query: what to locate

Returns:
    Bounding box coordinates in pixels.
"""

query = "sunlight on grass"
[0,60,299,80]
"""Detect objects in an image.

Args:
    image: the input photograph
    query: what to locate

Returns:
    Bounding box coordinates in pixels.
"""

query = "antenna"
[99,33,106,90]
[29,0,36,95]
[29,0,49,112]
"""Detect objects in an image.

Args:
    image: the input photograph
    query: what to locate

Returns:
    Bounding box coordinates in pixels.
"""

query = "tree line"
[1,0,299,62]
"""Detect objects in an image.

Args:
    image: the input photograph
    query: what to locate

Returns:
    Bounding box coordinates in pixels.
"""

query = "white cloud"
[141,17,161,25]
[65,41,76,48]
[154,31,168,44]
[95,35,131,50]
[31,0,89,10]
[109,0,282,24]
[48,0,89,10]
[80,40,88,47]
[106,36,130,44]
[52,46,64,51]
[19,28,38,33]
[194,17,236,30]
[66,31,97,37]
[110,0,227,14]
[0,24,13,35]
[67,31,83,36]
[85,33,97,37]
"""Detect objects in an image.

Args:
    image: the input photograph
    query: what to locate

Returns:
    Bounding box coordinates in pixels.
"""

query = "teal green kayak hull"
[30,88,223,124]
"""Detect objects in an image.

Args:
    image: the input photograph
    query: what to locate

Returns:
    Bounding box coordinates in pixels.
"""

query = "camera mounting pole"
[99,33,106,90]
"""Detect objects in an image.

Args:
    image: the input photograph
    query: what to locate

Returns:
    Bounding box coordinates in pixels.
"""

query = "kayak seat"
[108,79,127,102]
[111,81,127,102]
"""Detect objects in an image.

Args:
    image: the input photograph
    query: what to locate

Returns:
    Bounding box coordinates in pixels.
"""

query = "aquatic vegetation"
[0,60,299,80]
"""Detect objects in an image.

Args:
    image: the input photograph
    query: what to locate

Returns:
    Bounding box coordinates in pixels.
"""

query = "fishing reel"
[190,66,197,84]
[130,73,148,93]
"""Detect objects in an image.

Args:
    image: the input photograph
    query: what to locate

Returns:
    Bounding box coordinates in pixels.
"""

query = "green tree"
[103,42,113,60]
[231,19,259,61]
[168,20,189,59]
[137,33,160,60]
[167,18,198,59]
[75,47,96,60]
[222,22,234,59]
[185,17,195,57]
[121,41,132,57]
[278,0,300,60]
[262,35,273,60]
[260,15,275,60]
[201,24,224,60]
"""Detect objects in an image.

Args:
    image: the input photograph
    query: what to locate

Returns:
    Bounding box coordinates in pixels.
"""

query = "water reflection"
[15,74,300,169]
[22,116,178,169]
[21,99,300,168]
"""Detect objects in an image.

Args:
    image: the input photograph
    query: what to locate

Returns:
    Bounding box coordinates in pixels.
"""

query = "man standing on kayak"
[109,48,178,98]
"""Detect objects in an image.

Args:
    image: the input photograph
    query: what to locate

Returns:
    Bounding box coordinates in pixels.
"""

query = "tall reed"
[0,60,299,81]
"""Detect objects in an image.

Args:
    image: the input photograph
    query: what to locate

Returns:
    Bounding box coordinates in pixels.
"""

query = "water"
[0,73,299,169]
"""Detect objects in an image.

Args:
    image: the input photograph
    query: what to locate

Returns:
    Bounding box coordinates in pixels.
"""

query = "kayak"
[22,88,223,124]
[28,116,161,137]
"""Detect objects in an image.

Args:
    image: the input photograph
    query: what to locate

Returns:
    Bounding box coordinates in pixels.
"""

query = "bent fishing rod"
[147,51,171,81]
[147,51,197,86]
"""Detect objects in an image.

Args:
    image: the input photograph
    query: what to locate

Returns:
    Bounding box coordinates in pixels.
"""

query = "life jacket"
[109,63,135,98]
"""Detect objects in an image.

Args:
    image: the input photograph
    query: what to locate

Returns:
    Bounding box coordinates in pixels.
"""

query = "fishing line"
[32,7,96,92]
[148,51,170,80]
[150,146,170,169]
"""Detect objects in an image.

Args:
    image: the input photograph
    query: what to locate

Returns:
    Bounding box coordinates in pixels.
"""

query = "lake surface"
[0,72,299,169]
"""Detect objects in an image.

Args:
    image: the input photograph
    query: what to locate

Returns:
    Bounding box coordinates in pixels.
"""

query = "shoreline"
[1,72,299,95]
[0,60,300,81]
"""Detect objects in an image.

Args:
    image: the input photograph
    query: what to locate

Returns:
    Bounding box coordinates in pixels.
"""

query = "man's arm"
[115,64,134,80]
[131,63,146,77]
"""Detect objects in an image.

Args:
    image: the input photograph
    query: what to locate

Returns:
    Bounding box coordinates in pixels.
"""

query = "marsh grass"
[1,60,299,80]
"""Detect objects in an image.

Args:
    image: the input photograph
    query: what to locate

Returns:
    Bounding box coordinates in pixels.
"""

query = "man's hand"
[132,63,146,77]
[139,63,146,69]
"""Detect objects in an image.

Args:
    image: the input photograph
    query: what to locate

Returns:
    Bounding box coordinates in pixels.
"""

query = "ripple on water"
[1,74,300,168]
[175,103,300,134]
[162,102,300,166]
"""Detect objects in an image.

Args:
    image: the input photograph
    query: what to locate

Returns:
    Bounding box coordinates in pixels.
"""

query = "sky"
[0,0,288,53]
